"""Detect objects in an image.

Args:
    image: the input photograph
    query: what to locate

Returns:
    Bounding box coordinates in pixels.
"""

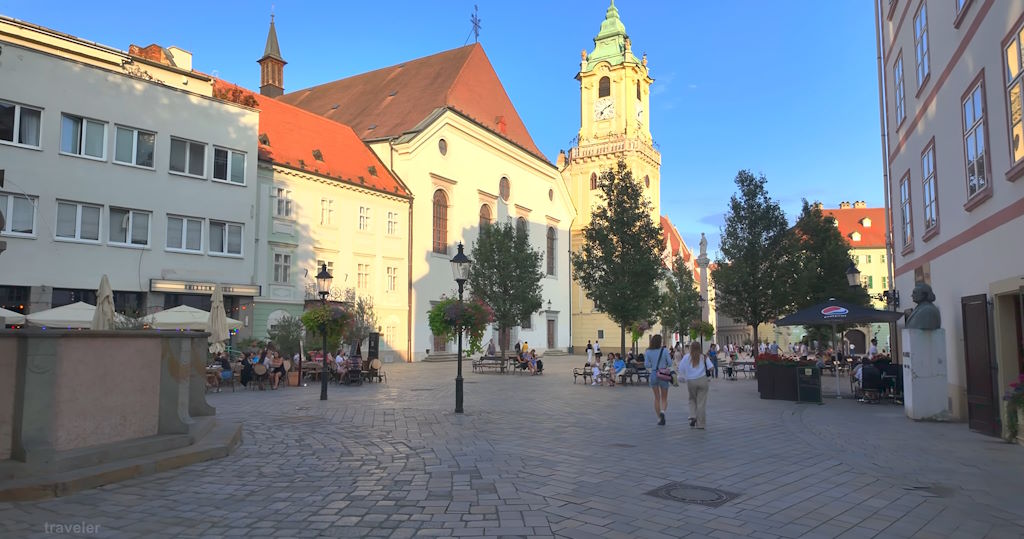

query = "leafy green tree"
[571,160,665,357]
[468,220,544,360]
[711,170,795,348]
[660,255,701,340]
[345,294,379,355]
[267,315,304,359]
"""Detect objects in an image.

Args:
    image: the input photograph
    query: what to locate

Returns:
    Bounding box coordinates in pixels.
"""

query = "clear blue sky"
[3,1,884,257]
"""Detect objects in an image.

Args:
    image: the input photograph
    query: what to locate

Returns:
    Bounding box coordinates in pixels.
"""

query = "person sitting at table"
[239,352,254,388]
[216,353,233,390]
[268,352,286,390]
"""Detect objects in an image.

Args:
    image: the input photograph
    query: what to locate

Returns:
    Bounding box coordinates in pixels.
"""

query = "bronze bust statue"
[906,282,941,330]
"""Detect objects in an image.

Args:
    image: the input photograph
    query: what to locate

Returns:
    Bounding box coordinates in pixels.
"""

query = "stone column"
[697,233,710,324]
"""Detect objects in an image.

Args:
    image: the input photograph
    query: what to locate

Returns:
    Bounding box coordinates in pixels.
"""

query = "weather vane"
[470,5,481,43]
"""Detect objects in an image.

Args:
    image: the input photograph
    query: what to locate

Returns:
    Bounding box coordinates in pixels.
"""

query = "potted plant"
[1003,373,1024,444]
[427,296,494,355]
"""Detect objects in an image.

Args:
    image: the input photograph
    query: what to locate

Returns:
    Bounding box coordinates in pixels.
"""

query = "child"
[591,360,603,386]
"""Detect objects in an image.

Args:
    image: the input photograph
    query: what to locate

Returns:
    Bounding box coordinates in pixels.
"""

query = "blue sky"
[3,1,884,256]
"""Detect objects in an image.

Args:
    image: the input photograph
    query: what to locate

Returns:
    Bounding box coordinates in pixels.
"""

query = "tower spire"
[258,14,287,97]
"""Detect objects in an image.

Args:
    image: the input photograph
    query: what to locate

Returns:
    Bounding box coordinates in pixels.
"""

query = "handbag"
[655,349,674,381]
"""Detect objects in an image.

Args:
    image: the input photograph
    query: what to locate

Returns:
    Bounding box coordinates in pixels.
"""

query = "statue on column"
[699,233,708,259]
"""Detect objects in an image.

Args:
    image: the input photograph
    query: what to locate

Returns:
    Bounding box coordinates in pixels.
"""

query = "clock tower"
[562,0,662,350]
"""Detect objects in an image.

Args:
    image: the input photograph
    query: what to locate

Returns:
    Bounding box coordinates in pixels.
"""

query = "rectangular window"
[1006,24,1024,166]
[275,188,292,218]
[0,192,36,235]
[108,207,150,247]
[213,147,246,184]
[866,254,872,263]
[899,173,913,248]
[273,253,291,284]
[320,199,334,225]
[113,126,155,168]
[893,54,906,125]
[881,254,886,264]
[922,144,937,231]
[60,114,105,158]
[963,81,988,199]
[357,263,370,290]
[359,206,371,231]
[387,211,398,235]
[56,201,101,241]
[169,137,206,177]
[913,3,929,88]
[0,100,42,147]
[386,266,397,292]
[521,314,532,330]
[882,276,888,289]
[209,220,243,255]
[166,215,203,252]
[315,259,334,277]
[867,275,874,289]
[385,325,396,346]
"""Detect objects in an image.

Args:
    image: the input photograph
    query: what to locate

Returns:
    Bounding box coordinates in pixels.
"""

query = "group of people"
[236,349,288,390]
[644,336,715,429]
[585,352,644,386]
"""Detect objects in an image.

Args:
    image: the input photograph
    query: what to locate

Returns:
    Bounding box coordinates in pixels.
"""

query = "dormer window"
[860,217,872,227]
[850,231,862,242]
[599,76,610,98]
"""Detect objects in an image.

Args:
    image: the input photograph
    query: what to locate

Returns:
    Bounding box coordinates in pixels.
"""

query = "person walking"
[681,341,714,429]
[586,340,593,364]
[708,343,719,378]
[644,334,671,426]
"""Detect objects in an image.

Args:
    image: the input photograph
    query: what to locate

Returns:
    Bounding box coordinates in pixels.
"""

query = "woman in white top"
[680,341,714,429]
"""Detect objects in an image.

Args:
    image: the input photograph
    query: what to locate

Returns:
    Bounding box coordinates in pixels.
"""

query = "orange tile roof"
[821,207,887,249]
[660,215,701,281]
[278,44,546,163]
[212,80,409,198]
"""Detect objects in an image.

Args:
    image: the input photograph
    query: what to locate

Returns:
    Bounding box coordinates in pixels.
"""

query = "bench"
[472,356,507,373]
[572,367,593,384]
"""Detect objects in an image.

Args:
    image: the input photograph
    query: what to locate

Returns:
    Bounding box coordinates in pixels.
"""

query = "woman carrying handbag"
[680,341,714,429]
[643,334,673,425]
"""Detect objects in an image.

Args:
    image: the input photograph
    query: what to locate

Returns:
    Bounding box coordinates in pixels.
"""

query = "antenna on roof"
[465,5,482,45]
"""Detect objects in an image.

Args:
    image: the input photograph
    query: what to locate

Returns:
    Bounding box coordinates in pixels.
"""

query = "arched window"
[590,172,598,190]
[479,204,491,228]
[499,176,510,201]
[598,76,610,98]
[636,81,641,100]
[516,216,527,235]
[546,227,556,275]
[432,190,448,254]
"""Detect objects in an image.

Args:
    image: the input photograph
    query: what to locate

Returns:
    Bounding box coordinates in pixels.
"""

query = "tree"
[345,294,378,355]
[267,315,304,359]
[571,160,665,357]
[660,255,702,342]
[468,220,544,360]
[711,170,795,348]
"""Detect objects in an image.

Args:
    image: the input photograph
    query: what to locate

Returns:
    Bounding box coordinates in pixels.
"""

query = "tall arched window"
[546,227,556,275]
[590,172,598,190]
[516,216,527,235]
[636,81,641,100]
[432,190,448,254]
[598,76,610,98]
[479,204,491,228]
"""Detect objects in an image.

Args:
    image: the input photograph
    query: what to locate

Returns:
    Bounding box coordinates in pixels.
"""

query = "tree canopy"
[571,160,664,357]
[660,255,701,338]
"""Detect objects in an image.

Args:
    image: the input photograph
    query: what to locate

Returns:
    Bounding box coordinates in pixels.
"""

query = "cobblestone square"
[2,357,1023,538]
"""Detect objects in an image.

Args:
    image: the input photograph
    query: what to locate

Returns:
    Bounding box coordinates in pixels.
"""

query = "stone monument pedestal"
[902,328,949,420]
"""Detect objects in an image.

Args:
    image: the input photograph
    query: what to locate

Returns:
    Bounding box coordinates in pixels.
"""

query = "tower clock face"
[593,97,615,120]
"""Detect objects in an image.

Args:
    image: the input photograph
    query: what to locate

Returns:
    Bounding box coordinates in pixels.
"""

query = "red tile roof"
[821,207,887,249]
[661,216,700,281]
[212,80,409,198]
[277,44,547,162]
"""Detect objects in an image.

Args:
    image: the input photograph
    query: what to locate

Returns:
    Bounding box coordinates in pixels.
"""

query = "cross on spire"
[470,5,481,43]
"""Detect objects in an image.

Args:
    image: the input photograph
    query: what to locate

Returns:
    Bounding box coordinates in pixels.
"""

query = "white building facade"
[0,18,260,333]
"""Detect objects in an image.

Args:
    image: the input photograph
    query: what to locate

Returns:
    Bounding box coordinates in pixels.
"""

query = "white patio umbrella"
[206,284,230,354]
[91,274,116,330]
[27,302,99,329]
[149,305,242,331]
[0,307,26,326]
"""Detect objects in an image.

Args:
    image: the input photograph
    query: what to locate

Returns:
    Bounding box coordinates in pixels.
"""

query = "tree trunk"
[752,324,760,357]
[620,325,627,358]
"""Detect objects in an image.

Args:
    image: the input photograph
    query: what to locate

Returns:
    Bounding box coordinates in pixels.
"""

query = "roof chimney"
[166,46,192,71]
[839,201,851,209]
[853,200,866,208]
[556,150,567,169]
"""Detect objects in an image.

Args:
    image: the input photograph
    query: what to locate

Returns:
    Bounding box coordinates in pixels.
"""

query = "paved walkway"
[2,356,1023,538]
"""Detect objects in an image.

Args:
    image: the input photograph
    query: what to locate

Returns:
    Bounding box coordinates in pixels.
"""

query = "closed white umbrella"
[149,305,242,331]
[207,284,230,354]
[91,274,116,330]
[0,307,26,326]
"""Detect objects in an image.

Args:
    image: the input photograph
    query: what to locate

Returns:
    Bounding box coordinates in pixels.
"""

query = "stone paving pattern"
[2,357,1023,538]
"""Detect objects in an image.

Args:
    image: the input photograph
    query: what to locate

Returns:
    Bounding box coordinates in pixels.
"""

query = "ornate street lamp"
[316,263,333,401]
[846,261,861,288]
[450,243,472,414]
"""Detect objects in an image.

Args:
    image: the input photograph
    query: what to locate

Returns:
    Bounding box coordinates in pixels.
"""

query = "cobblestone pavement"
[3,357,1023,539]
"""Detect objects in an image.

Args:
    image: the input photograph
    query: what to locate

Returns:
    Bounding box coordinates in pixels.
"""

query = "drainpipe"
[875,0,899,361]
[391,138,414,363]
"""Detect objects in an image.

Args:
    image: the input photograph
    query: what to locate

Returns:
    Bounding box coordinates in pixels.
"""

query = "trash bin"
[797,365,822,403]
[567,345,575,355]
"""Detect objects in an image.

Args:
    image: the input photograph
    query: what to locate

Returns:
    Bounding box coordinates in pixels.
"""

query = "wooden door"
[961,294,1000,436]
[547,319,556,349]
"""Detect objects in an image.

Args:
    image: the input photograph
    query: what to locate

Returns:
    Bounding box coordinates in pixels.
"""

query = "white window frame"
[899,174,913,248]
[359,206,371,231]
[212,147,246,185]
[315,259,335,277]
[108,207,151,248]
[0,99,43,149]
[386,266,397,293]
[893,54,906,126]
[274,187,293,218]
[169,137,207,178]
[321,199,334,225]
[166,215,203,253]
[357,263,370,290]
[963,81,988,200]
[386,211,398,235]
[0,192,37,236]
[60,113,106,160]
[55,200,102,243]
[113,125,156,169]
[208,220,243,257]
[913,3,929,88]
[921,144,937,231]
[1005,23,1024,167]
[273,252,292,284]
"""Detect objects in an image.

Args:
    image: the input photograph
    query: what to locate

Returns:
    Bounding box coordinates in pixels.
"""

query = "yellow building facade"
[562,2,662,351]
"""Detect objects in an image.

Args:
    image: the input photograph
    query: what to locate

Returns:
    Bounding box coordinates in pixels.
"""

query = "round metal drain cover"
[646,482,738,507]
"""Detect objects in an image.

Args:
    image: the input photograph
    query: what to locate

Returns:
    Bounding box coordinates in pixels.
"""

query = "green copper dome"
[586,0,641,71]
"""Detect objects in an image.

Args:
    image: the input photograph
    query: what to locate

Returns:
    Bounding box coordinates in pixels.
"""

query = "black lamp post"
[450,243,472,414]
[316,263,333,401]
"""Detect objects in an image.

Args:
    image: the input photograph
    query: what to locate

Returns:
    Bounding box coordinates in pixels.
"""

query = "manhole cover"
[645,482,738,507]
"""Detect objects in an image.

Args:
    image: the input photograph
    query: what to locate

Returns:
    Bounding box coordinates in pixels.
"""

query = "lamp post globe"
[316,263,333,401]
[450,243,472,414]
[846,261,861,288]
